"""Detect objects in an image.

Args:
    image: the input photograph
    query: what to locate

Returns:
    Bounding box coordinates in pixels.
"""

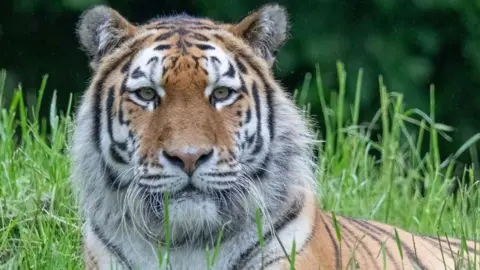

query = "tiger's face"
[75,4,296,245]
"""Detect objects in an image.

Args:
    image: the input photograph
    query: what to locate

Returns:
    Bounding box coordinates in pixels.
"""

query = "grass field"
[0,63,479,269]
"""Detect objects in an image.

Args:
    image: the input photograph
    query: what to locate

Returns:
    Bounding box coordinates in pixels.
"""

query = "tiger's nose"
[163,147,214,176]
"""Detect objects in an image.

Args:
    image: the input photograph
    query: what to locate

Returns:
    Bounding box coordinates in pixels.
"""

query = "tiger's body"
[71,4,479,270]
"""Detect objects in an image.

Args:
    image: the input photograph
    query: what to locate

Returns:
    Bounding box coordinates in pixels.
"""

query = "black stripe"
[154,44,171,51]
[223,61,236,78]
[109,146,128,164]
[105,162,130,190]
[91,223,133,270]
[105,87,127,151]
[265,86,275,141]
[252,155,270,179]
[245,107,252,124]
[148,57,160,87]
[202,171,238,177]
[357,220,429,269]
[213,33,224,42]
[139,174,177,180]
[189,25,214,30]
[423,235,477,254]
[131,67,146,79]
[340,221,380,270]
[148,56,159,65]
[121,57,132,73]
[238,52,267,86]
[320,214,341,270]
[117,97,130,125]
[347,219,402,270]
[239,76,248,94]
[251,82,263,155]
[231,198,304,270]
[146,23,175,30]
[189,32,209,41]
[195,43,215,50]
[155,31,176,41]
[210,56,220,65]
[235,56,247,74]
[120,75,129,94]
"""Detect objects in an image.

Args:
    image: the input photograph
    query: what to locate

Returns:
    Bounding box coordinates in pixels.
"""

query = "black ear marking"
[76,5,137,70]
[229,4,289,66]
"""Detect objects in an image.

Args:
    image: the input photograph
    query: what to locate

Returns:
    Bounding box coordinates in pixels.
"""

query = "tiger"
[70,3,479,270]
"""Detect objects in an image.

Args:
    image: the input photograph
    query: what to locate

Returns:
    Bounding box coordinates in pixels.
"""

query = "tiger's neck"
[84,188,319,270]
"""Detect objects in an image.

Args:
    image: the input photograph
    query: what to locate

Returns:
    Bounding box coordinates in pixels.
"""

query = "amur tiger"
[70,3,479,270]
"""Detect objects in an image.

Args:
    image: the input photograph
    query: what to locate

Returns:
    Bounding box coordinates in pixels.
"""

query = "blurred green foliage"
[1,0,479,161]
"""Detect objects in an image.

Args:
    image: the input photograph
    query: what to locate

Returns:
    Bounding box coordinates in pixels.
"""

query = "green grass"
[0,62,479,269]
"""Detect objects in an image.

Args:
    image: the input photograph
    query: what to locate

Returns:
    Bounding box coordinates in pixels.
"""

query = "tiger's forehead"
[124,26,241,96]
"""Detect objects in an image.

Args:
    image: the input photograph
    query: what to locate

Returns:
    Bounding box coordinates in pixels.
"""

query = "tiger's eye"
[135,87,157,102]
[212,87,232,101]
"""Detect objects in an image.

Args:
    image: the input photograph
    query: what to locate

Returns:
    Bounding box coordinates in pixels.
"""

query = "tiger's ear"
[228,4,289,67]
[76,5,137,70]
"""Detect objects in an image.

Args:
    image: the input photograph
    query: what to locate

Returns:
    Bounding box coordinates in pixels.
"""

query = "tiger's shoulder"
[270,201,480,270]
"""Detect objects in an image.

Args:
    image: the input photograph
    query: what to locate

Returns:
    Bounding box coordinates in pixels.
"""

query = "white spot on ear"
[97,20,112,53]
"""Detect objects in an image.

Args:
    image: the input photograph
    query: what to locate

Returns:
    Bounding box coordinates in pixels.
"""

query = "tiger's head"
[72,4,315,246]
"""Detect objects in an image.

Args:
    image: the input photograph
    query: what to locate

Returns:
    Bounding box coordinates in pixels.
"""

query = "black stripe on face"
[105,162,130,190]
[223,61,236,78]
[210,56,220,65]
[189,32,209,41]
[234,56,247,74]
[121,57,133,73]
[245,107,252,124]
[147,56,159,65]
[195,44,215,50]
[189,25,214,30]
[239,76,247,94]
[155,31,176,41]
[203,171,238,177]
[139,174,177,180]
[213,34,224,42]
[251,82,264,155]
[109,146,128,165]
[265,87,275,141]
[131,67,146,79]
[154,44,171,51]
[106,87,128,151]
[117,97,130,125]
[231,197,304,270]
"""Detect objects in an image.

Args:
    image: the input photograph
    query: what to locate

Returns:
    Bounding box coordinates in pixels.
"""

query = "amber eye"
[135,87,157,102]
[212,87,233,101]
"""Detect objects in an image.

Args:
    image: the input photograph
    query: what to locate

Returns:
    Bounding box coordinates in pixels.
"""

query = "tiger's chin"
[141,188,233,247]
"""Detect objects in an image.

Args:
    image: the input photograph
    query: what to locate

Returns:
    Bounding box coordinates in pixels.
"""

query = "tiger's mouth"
[145,183,235,217]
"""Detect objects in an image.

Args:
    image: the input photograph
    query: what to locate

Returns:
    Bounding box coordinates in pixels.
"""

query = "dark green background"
[1,0,479,162]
